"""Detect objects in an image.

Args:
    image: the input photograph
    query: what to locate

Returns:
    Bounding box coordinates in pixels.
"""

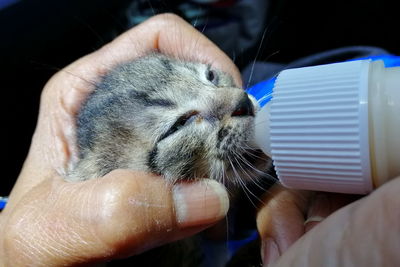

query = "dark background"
[1,0,400,195]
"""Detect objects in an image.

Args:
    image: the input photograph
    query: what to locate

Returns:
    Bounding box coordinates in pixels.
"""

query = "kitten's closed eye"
[159,110,200,141]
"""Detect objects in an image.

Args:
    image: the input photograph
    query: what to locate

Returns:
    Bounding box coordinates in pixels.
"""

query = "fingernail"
[173,179,229,227]
[262,238,280,266]
[305,194,329,232]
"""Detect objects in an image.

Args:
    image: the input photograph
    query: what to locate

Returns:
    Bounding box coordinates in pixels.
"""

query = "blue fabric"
[0,197,8,210]
[228,230,258,255]
[0,0,20,10]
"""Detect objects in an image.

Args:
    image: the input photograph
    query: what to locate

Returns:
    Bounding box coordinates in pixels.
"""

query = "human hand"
[257,178,400,266]
[0,14,241,266]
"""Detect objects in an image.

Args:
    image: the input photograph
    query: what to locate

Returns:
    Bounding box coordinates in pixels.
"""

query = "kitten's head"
[73,53,268,186]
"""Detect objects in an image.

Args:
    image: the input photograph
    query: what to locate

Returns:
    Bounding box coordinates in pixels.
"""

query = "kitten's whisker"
[232,151,270,193]
[232,148,275,182]
[232,154,255,181]
[237,146,269,161]
[60,70,98,87]
[146,0,156,16]
[228,157,258,208]
[257,92,273,104]
[232,150,261,171]
[245,25,270,89]
[234,170,260,208]
[200,17,209,34]
[253,119,270,127]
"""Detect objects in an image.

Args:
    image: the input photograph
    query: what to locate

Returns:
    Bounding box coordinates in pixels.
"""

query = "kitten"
[67,53,268,187]
[67,53,270,266]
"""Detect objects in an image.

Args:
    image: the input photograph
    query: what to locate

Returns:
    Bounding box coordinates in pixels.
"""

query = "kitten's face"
[73,54,268,185]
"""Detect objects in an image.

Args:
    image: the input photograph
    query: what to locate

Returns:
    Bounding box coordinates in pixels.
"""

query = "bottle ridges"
[271,60,372,194]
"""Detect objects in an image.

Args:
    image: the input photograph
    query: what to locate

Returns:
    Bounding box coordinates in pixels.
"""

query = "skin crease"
[0,14,239,266]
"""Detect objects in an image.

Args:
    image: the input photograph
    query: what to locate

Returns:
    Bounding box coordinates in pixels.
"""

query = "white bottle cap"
[270,60,373,194]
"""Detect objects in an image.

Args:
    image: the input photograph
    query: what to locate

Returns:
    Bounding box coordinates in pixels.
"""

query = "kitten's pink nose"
[231,94,255,117]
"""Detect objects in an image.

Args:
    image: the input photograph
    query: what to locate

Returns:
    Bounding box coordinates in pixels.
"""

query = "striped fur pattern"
[67,53,267,186]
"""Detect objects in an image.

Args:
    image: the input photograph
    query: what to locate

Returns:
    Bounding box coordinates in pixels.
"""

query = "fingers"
[89,170,229,257]
[257,185,311,264]
[267,178,400,267]
[1,170,229,266]
[257,185,358,266]
[304,193,358,232]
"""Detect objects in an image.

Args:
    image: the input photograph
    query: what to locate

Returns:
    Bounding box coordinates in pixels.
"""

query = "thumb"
[1,170,229,266]
[90,170,230,257]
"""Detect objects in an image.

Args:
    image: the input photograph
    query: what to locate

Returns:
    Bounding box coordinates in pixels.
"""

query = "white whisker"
[231,152,269,199]
[227,157,258,208]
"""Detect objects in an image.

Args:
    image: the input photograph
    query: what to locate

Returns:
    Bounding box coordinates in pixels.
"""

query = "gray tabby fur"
[67,53,268,187]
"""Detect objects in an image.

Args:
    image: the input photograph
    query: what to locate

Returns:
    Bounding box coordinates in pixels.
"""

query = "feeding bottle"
[248,56,400,194]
